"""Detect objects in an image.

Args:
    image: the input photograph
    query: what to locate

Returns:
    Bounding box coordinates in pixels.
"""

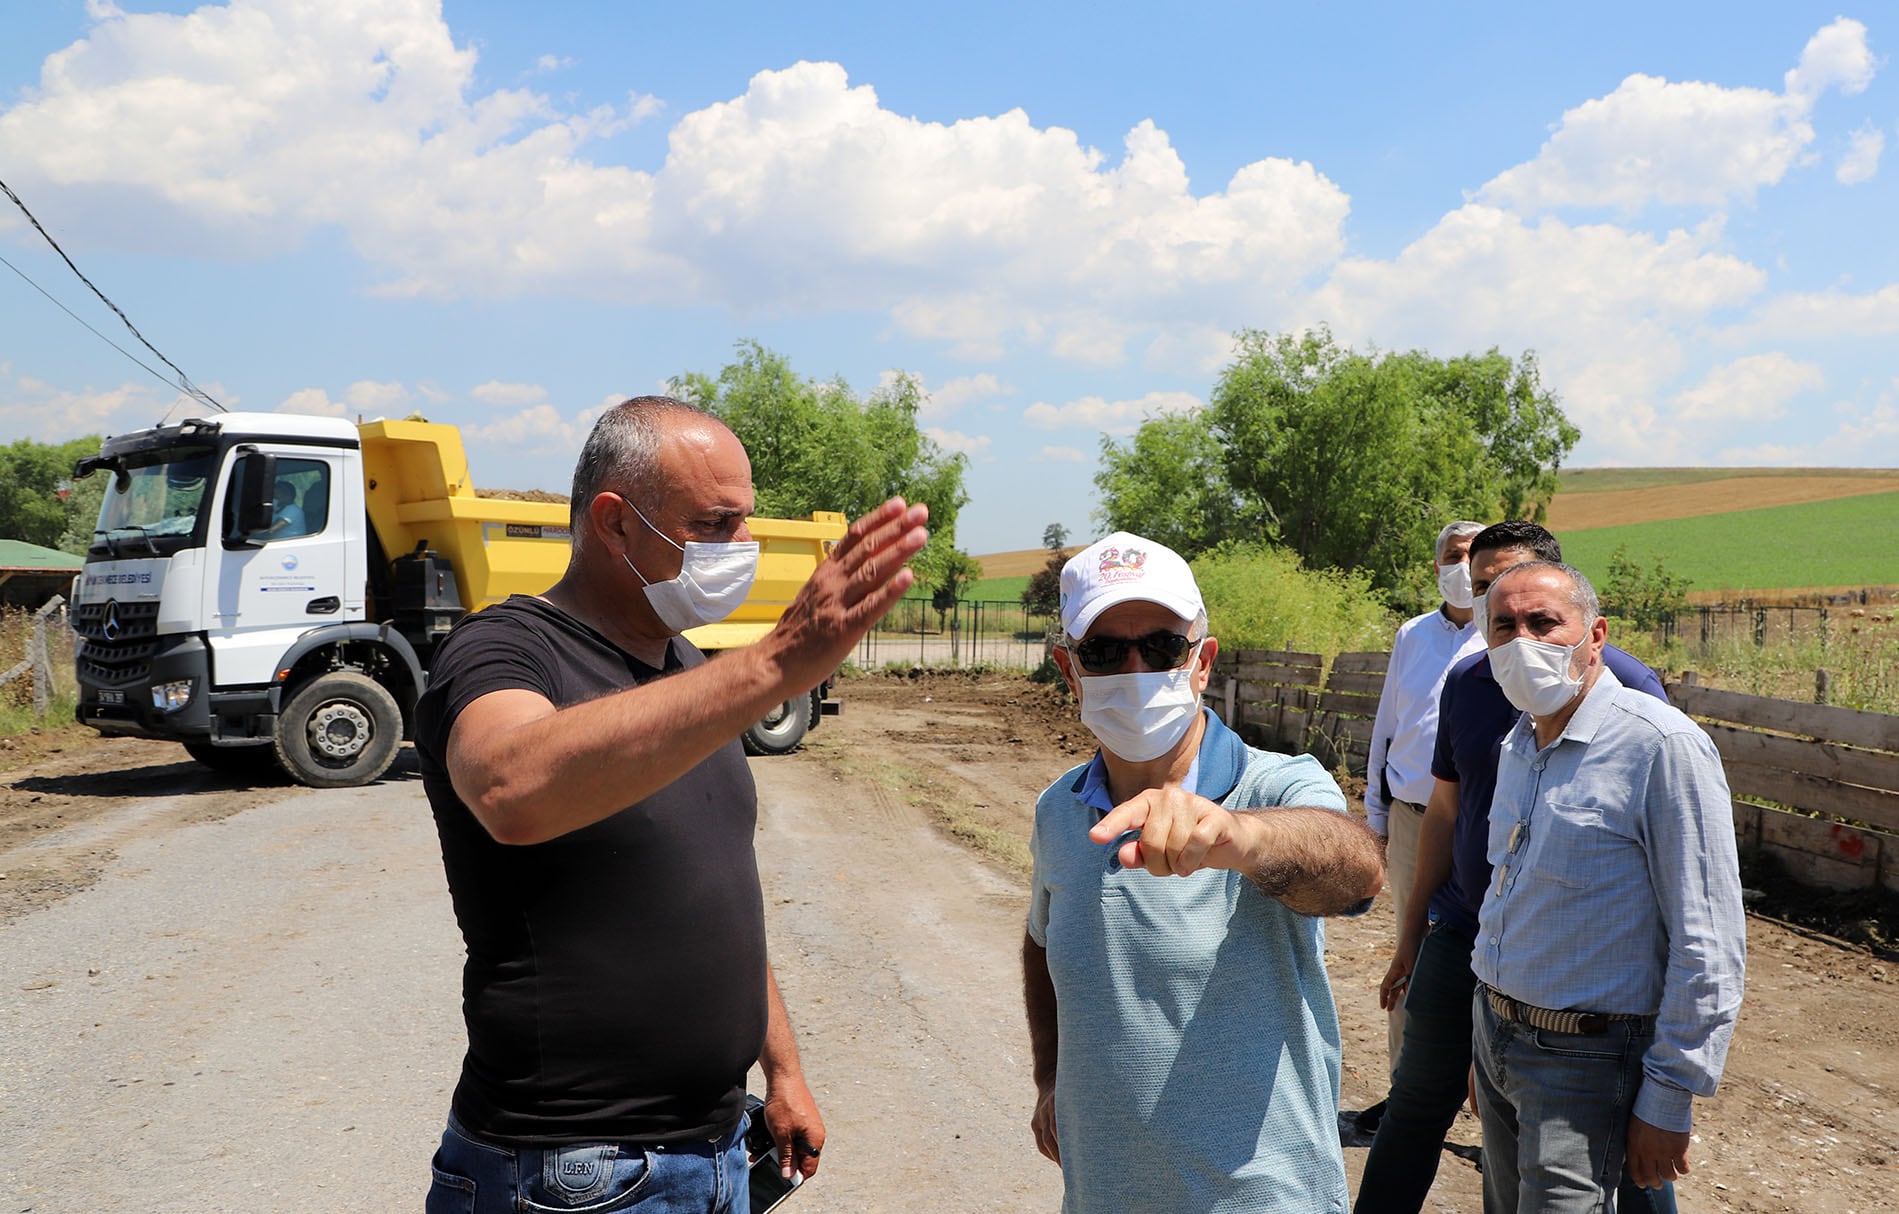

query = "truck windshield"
[92,446,218,554]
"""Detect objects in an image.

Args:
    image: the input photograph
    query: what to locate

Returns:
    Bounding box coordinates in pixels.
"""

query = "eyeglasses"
[1070,630,1196,675]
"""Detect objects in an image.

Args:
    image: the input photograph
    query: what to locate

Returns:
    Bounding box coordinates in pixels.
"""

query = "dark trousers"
[1354,921,1677,1214]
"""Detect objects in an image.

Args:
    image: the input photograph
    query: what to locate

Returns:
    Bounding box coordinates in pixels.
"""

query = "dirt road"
[2,672,1895,1211]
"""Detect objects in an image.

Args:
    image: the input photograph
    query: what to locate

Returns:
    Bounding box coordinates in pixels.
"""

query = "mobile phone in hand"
[743,1095,803,1212]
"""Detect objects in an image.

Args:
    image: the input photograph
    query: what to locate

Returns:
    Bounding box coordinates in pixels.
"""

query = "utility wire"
[0,175,225,412]
[0,251,181,395]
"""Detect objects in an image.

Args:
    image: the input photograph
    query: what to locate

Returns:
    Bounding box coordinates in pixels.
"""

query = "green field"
[904,574,1032,603]
[1557,467,1899,494]
[1559,491,1899,592]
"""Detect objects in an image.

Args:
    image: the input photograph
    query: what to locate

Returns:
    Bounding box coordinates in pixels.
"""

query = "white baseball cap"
[1059,532,1204,638]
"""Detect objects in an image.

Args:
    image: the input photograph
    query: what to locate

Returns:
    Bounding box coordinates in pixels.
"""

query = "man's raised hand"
[766,498,928,685]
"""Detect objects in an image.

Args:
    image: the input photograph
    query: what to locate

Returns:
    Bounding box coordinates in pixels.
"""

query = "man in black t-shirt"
[417,396,929,1214]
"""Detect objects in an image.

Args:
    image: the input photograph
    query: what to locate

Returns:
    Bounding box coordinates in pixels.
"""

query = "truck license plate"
[97,690,124,705]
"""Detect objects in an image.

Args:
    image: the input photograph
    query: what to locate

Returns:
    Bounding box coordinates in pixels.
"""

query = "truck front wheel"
[275,672,402,788]
[741,692,812,756]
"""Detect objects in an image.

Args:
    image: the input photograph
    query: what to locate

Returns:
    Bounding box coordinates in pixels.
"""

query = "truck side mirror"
[224,450,278,548]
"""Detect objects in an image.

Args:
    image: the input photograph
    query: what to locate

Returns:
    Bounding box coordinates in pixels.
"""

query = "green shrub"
[1191,542,1397,656]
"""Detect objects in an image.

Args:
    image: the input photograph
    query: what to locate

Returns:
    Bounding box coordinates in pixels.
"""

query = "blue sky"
[2,1,1894,555]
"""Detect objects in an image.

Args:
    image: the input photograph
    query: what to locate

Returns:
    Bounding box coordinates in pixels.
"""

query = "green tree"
[1092,412,1239,557]
[671,341,972,583]
[1103,327,1577,599]
[1601,544,1692,632]
[1041,522,1068,550]
[0,435,108,551]
[1022,551,1065,618]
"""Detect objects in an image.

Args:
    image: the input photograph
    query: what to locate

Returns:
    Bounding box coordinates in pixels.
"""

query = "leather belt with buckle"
[1481,984,1654,1036]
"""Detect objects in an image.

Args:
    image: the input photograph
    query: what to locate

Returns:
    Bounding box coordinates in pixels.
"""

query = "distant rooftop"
[0,539,86,571]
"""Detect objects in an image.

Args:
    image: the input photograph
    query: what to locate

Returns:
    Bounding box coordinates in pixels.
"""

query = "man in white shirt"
[1359,520,1486,1125]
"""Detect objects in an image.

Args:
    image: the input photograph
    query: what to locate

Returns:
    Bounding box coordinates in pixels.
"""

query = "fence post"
[31,596,67,716]
[1815,668,1830,706]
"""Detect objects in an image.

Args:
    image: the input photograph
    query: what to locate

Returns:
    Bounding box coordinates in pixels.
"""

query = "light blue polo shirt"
[1028,710,1352,1213]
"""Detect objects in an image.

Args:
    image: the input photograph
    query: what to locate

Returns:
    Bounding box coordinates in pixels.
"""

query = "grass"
[0,606,77,738]
[1615,620,1899,714]
[1558,467,1899,494]
[1559,491,1899,594]
[903,574,1032,602]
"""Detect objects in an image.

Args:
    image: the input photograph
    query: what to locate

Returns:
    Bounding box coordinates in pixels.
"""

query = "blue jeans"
[1356,923,1675,1214]
[1473,991,1674,1214]
[427,1111,752,1213]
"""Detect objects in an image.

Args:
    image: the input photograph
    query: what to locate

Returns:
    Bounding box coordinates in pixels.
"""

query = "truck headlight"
[152,679,194,712]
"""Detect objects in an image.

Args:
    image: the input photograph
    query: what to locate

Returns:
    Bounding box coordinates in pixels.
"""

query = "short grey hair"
[1487,559,1600,627]
[1436,520,1486,562]
[569,396,714,538]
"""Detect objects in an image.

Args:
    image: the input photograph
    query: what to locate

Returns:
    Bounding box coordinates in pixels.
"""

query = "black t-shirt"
[415,596,766,1145]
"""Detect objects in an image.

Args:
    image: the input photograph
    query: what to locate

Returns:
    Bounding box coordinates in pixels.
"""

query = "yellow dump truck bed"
[358,418,846,643]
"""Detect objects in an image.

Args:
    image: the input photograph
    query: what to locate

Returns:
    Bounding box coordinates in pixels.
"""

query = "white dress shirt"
[1363,605,1484,834]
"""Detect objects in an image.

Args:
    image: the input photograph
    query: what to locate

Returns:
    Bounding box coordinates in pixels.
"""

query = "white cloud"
[534,54,573,74]
[1670,353,1823,423]
[1476,18,1875,213]
[1837,123,1884,184]
[0,7,1349,361]
[1784,17,1878,98]
[1307,204,1764,459]
[1144,326,1238,375]
[0,365,167,438]
[1725,282,1899,341]
[1032,446,1087,463]
[924,426,992,460]
[276,387,347,417]
[1022,390,1201,434]
[463,403,580,450]
[471,380,550,408]
[1718,382,1899,464]
[276,378,410,418]
[881,370,1009,419]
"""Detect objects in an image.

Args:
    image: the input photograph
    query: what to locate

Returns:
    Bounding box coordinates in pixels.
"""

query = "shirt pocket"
[1533,800,1630,889]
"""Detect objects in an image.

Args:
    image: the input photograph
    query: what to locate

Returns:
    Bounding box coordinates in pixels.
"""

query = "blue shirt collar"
[1069,708,1243,812]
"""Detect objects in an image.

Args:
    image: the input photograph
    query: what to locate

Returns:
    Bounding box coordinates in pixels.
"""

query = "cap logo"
[1097,545,1147,584]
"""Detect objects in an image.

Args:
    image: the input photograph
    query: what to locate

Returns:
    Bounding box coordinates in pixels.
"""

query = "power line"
[0,251,182,396]
[0,175,224,412]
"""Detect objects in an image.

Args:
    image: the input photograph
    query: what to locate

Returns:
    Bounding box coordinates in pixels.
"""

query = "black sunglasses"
[1070,630,1196,675]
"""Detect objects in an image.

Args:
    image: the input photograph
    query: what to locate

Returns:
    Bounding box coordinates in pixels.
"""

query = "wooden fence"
[1207,646,1899,896]
[1670,673,1899,895]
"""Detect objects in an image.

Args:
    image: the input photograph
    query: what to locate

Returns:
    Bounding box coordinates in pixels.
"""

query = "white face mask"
[1437,560,1474,610]
[1075,644,1204,762]
[621,500,759,633]
[1470,591,1488,638]
[1489,635,1586,717]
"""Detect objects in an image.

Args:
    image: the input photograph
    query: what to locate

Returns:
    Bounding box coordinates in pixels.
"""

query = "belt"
[1480,984,1655,1036]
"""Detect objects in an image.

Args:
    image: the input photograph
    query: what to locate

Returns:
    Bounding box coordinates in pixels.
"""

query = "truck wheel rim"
[309,701,373,760]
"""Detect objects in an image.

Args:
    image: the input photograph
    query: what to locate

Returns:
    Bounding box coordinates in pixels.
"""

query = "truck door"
[207,451,355,685]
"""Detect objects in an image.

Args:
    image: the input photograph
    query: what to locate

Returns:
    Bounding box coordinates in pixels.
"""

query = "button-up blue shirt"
[1472,667,1747,1132]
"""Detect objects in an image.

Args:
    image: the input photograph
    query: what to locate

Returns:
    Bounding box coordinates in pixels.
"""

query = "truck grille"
[74,600,161,686]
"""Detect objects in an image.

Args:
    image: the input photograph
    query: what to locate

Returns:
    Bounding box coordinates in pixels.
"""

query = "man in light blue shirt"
[1021,532,1386,1213]
[1473,560,1745,1213]
[1363,519,1486,1096]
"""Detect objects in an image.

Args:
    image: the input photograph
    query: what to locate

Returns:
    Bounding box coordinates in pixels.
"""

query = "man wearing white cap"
[1022,532,1387,1213]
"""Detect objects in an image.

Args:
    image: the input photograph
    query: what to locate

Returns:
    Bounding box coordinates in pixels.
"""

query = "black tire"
[274,671,403,788]
[182,741,284,779]
[807,687,824,733]
[742,692,812,756]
